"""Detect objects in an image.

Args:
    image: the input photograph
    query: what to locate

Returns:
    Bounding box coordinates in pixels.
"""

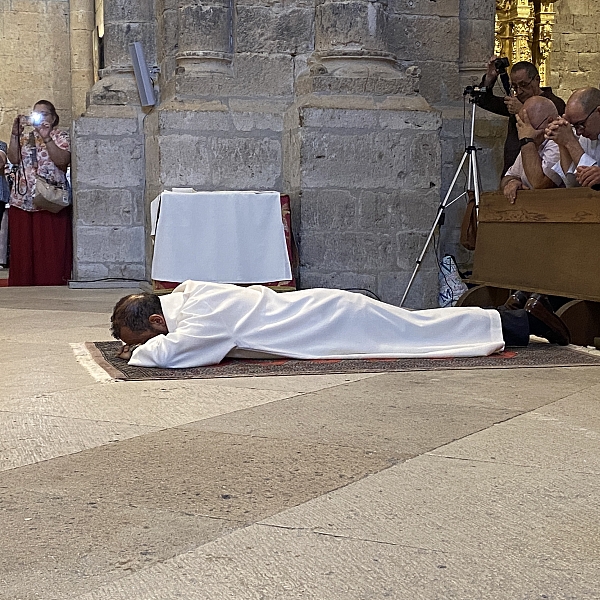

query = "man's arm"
[515,110,557,189]
[519,142,556,189]
[545,118,585,169]
[476,56,511,117]
[500,175,523,204]
[128,330,235,368]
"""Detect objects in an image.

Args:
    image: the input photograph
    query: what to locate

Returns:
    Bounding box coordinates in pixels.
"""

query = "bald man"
[545,87,600,188]
[500,96,563,203]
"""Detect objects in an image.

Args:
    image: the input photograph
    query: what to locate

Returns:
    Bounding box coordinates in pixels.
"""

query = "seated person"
[545,86,600,188]
[478,57,565,177]
[500,96,563,203]
[111,281,570,369]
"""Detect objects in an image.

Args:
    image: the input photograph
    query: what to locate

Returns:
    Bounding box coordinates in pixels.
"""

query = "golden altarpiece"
[495,0,556,85]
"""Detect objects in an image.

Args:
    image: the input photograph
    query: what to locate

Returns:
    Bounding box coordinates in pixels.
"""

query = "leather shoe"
[503,290,529,310]
[524,294,571,345]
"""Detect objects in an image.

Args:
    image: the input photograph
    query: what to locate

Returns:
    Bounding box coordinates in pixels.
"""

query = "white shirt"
[552,134,600,187]
[129,281,505,368]
[505,139,563,188]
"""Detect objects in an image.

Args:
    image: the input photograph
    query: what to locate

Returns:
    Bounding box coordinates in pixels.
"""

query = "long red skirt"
[8,206,73,286]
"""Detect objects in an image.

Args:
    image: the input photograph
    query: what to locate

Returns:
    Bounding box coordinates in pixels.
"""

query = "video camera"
[494,57,510,75]
[463,85,487,99]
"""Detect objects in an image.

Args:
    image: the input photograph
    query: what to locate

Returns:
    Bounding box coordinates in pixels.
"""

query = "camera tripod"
[399,89,483,307]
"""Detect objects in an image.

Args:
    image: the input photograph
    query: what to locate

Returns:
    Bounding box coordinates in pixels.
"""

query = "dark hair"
[510,61,539,80]
[34,99,59,127]
[110,293,164,339]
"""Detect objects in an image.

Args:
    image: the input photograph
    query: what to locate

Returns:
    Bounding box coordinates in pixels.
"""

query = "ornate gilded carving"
[494,0,555,86]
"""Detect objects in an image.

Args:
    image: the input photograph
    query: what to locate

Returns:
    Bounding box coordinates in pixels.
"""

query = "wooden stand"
[457,188,600,345]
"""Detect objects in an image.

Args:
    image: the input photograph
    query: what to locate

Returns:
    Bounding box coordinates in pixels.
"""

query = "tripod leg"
[399,150,470,307]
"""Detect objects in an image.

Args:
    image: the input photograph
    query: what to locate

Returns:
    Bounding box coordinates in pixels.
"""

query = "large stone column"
[176,0,233,76]
[287,0,443,307]
[305,0,403,93]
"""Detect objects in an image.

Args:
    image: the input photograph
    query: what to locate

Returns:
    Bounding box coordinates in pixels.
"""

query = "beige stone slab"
[347,366,599,411]
[428,394,600,474]
[69,525,600,600]
[0,287,140,312]
[0,349,110,400]
[2,428,391,522]
[0,309,114,344]
[193,372,381,393]
[0,427,391,599]
[0,412,159,471]
[185,372,533,459]
[0,380,300,428]
[0,490,242,600]
[262,455,600,569]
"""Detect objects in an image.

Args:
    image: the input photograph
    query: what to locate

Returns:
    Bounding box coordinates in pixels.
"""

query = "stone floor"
[0,284,599,600]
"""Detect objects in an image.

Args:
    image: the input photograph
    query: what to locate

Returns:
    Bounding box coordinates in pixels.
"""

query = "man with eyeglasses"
[500,96,563,204]
[545,87,600,189]
[478,57,565,178]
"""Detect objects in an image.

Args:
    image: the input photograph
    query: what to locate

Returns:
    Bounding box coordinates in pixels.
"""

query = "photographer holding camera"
[477,56,565,177]
[7,100,72,286]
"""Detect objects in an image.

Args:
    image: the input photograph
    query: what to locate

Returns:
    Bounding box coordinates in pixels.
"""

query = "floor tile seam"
[416,391,598,458]
[206,373,384,394]
[0,407,170,430]
[250,522,594,573]
[421,453,600,476]
[253,521,448,553]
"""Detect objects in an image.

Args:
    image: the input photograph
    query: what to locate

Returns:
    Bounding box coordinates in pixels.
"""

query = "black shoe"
[524,294,571,346]
[503,290,529,310]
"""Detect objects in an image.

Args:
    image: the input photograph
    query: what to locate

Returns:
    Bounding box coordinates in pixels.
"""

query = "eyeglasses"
[510,77,535,92]
[571,106,599,132]
[530,115,550,131]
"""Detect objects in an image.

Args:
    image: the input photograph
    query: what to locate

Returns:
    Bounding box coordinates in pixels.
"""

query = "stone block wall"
[388,0,463,104]
[0,0,73,141]
[71,108,146,281]
[288,102,442,306]
[156,102,284,192]
[550,0,600,98]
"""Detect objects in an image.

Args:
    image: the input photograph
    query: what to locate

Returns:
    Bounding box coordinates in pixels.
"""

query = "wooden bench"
[456,187,600,346]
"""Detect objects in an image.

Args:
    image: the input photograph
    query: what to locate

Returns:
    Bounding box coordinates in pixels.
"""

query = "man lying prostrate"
[111,281,571,368]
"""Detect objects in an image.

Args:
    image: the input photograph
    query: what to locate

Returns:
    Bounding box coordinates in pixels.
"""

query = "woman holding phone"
[7,100,72,286]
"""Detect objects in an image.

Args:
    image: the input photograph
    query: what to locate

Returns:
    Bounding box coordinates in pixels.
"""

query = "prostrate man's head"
[520,96,559,141]
[510,62,542,103]
[111,293,168,346]
[564,87,600,140]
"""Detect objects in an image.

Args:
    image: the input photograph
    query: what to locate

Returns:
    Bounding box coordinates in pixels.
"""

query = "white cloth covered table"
[129,281,505,369]
[151,190,291,284]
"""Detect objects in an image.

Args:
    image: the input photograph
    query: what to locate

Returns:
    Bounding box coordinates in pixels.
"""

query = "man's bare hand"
[575,165,600,187]
[503,179,523,204]
[483,55,499,87]
[504,96,523,115]
[545,117,576,146]
[116,344,137,360]
[516,109,537,140]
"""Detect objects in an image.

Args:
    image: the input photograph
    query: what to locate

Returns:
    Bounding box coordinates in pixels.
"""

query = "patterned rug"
[87,341,600,381]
